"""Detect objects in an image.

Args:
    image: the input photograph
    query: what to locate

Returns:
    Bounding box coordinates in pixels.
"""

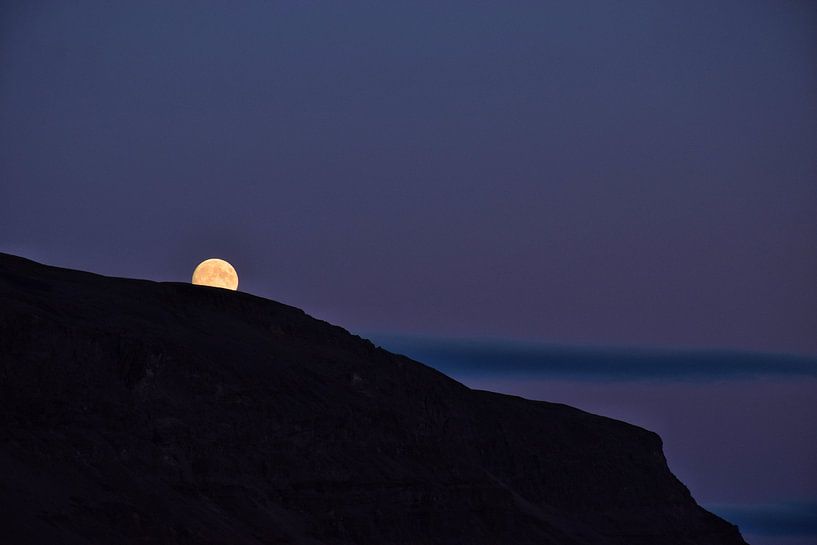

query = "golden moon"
[191,258,238,291]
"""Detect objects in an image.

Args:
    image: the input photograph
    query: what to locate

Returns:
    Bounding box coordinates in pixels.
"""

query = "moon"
[192,258,238,291]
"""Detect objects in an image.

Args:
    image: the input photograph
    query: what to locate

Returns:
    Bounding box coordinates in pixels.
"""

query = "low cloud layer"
[707,502,817,538]
[371,335,817,381]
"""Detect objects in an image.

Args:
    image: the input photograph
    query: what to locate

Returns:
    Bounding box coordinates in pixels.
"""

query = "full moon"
[191,258,238,291]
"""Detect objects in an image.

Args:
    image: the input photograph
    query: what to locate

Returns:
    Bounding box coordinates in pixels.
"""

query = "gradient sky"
[2,0,816,355]
[2,3,816,542]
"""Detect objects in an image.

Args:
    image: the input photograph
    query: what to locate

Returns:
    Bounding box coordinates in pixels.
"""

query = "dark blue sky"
[2,0,816,354]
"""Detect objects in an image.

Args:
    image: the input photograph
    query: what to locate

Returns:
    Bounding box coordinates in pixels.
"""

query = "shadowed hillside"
[0,253,748,545]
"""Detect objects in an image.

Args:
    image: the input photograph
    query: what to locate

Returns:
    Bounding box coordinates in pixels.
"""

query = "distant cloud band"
[370,335,817,381]
[706,502,817,537]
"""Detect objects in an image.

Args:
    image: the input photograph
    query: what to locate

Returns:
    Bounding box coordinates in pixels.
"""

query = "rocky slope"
[0,253,747,545]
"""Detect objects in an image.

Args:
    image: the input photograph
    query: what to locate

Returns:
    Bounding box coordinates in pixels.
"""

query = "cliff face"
[0,253,747,545]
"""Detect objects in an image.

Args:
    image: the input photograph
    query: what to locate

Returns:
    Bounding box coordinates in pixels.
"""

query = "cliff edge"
[0,253,747,545]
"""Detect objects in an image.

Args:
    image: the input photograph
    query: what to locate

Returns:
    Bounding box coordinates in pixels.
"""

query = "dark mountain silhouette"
[0,253,747,545]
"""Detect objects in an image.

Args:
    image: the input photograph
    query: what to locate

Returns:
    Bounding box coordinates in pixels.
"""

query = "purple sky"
[2,3,816,540]
[1,0,815,355]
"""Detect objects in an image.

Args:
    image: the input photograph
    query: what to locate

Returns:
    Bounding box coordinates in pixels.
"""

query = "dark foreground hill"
[0,253,747,545]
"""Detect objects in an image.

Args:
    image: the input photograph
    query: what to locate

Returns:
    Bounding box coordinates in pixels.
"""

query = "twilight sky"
[1,0,816,355]
[2,3,816,542]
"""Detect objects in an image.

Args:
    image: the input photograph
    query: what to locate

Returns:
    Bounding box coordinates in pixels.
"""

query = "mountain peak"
[0,253,746,545]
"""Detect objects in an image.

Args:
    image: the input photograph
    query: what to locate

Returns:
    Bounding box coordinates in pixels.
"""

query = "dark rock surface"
[0,252,747,545]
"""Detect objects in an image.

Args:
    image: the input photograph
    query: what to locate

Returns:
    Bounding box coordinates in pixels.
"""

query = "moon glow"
[192,258,238,291]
